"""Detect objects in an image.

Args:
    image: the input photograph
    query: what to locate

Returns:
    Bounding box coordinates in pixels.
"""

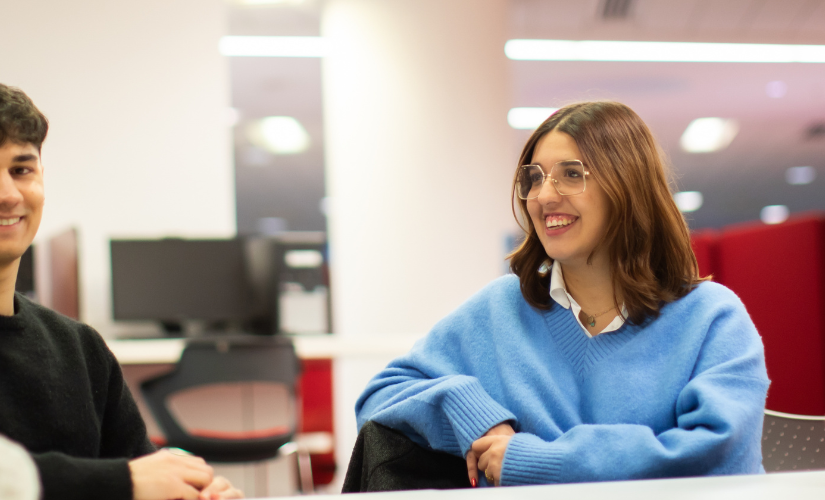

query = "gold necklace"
[580,306,615,328]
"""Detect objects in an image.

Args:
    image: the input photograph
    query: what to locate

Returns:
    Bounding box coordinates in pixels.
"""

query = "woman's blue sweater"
[355,275,769,485]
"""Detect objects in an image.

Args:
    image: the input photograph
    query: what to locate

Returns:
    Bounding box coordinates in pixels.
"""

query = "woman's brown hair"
[509,101,706,325]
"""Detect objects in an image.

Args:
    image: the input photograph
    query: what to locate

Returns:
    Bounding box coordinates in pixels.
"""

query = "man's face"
[0,142,44,267]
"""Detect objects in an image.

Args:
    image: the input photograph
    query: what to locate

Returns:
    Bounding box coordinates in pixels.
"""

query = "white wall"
[321,0,514,486]
[0,0,235,332]
[322,0,514,337]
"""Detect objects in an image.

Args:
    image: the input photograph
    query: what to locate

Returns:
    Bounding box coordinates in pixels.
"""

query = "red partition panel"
[690,229,719,281]
[717,215,825,415]
[297,359,336,485]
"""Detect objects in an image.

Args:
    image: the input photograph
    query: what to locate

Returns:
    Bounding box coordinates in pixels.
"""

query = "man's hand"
[465,422,515,487]
[199,476,244,500]
[129,449,214,500]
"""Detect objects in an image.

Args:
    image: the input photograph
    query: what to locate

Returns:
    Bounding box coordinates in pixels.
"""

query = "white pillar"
[321,0,512,485]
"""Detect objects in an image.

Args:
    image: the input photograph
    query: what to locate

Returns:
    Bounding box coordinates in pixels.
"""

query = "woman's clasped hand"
[466,423,515,487]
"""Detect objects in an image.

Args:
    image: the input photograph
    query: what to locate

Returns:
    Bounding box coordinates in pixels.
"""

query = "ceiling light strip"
[505,40,825,63]
[508,107,559,130]
[219,36,326,57]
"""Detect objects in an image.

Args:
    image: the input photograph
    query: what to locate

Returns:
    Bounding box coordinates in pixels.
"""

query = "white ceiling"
[230,0,825,232]
[510,0,825,44]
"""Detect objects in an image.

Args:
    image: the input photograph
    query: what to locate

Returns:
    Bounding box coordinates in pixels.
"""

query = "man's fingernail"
[470,477,477,488]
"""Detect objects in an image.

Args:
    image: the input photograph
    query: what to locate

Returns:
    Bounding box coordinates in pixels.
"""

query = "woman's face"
[526,130,611,268]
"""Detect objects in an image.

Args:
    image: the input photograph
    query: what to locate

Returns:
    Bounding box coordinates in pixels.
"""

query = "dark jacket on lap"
[343,420,471,492]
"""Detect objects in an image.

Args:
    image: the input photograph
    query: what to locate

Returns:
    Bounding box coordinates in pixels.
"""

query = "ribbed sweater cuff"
[441,377,516,455]
[34,452,133,500]
[500,432,564,486]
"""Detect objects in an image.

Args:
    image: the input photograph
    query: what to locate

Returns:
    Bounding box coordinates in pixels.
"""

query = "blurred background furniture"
[113,333,422,494]
[141,336,315,494]
[110,234,329,336]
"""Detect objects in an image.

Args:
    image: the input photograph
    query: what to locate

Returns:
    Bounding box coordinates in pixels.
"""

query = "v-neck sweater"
[0,293,155,500]
[355,275,769,485]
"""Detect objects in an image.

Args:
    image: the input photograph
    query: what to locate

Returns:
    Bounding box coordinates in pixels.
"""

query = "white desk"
[106,334,425,364]
[249,471,825,500]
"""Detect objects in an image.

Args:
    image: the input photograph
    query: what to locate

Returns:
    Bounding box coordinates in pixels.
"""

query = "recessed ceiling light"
[785,166,816,185]
[673,191,703,212]
[680,118,739,153]
[765,81,787,98]
[504,40,825,63]
[246,116,310,154]
[219,36,326,57]
[760,205,789,225]
[507,107,559,130]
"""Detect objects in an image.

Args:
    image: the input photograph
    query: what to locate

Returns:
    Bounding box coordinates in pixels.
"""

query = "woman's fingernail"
[471,477,478,488]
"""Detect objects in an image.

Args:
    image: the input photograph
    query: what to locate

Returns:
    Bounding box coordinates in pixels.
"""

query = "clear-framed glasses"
[515,160,590,199]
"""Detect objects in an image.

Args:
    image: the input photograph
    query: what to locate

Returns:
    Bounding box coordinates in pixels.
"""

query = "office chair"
[141,336,314,492]
[762,409,825,472]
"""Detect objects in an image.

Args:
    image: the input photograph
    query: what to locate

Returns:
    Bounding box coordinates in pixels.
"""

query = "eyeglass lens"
[516,161,586,199]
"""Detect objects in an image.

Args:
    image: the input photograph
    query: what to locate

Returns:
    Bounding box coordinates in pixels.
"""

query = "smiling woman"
[351,101,769,490]
[510,102,700,327]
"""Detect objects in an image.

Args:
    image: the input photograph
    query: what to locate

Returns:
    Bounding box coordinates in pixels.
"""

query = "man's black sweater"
[0,293,155,500]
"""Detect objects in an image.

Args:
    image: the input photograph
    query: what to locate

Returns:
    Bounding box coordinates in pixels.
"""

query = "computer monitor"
[110,239,252,326]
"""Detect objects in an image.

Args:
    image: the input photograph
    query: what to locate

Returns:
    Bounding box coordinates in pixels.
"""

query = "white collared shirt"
[549,261,627,337]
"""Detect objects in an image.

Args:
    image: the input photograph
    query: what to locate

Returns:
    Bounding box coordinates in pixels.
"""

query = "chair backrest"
[141,335,300,462]
[763,410,825,472]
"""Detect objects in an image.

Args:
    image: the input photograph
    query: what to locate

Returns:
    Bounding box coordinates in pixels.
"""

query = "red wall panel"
[690,229,719,281]
[717,215,825,415]
[297,359,336,485]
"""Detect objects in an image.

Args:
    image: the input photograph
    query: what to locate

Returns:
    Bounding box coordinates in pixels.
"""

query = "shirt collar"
[547,261,628,336]
[549,260,571,309]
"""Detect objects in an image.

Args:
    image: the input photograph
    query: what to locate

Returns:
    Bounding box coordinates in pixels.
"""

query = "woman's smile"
[543,213,578,232]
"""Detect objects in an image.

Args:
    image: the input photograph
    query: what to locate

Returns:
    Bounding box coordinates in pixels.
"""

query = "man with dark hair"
[0,83,242,500]
[0,85,49,151]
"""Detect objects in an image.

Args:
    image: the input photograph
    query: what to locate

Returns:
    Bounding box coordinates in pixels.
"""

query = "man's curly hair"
[0,84,48,151]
